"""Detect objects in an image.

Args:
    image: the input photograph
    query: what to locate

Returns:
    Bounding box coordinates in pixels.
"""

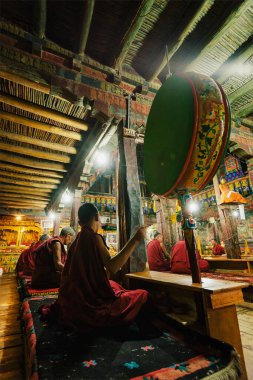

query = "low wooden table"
[126,270,249,379]
[204,256,253,274]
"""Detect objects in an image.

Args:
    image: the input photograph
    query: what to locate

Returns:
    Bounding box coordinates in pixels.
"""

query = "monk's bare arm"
[52,242,64,272]
[96,227,146,274]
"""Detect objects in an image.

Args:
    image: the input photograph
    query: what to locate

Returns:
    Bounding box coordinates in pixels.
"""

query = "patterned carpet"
[21,297,241,379]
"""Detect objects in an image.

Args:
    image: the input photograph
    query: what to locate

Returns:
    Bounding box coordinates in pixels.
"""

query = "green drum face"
[144,73,230,197]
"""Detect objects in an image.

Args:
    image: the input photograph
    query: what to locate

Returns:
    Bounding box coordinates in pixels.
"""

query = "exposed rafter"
[149,0,214,81]
[0,204,45,210]
[0,163,63,179]
[115,0,155,71]
[0,142,70,163]
[0,152,67,172]
[186,1,253,75]
[0,198,47,206]
[0,171,60,184]
[0,69,50,94]
[235,103,253,118]
[0,94,89,131]
[229,79,253,104]
[0,111,81,141]
[0,177,57,189]
[242,118,253,128]
[77,0,95,54]
[0,184,52,195]
[0,192,50,201]
[34,0,47,40]
[0,130,77,154]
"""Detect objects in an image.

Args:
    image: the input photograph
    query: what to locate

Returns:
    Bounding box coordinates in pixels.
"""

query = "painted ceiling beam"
[34,0,47,40]
[149,0,214,82]
[0,111,81,141]
[235,102,253,118]
[0,163,63,179]
[77,0,95,54]
[186,0,253,75]
[0,93,89,131]
[115,0,156,71]
[0,152,67,172]
[229,79,253,104]
[241,118,253,128]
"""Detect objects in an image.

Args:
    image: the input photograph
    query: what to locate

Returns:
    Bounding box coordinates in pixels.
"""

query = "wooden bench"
[204,256,253,274]
[126,270,249,380]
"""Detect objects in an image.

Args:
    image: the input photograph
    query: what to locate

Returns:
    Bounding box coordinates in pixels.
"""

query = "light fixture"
[49,211,56,220]
[16,215,22,221]
[232,210,239,218]
[61,189,73,204]
[187,201,199,213]
[93,150,110,167]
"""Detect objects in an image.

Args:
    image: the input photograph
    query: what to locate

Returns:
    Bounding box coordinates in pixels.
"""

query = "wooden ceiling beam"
[0,152,67,172]
[0,184,52,195]
[235,103,253,118]
[0,130,77,154]
[34,0,47,40]
[0,171,61,184]
[241,118,253,128]
[0,69,50,94]
[0,177,57,189]
[149,0,214,81]
[78,0,95,54]
[0,163,63,179]
[0,203,45,209]
[0,94,89,131]
[229,79,253,104]
[0,142,70,163]
[0,198,47,206]
[0,192,50,201]
[115,0,155,71]
[0,111,81,141]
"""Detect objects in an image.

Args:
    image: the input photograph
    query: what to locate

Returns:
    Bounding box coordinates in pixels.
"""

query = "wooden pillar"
[246,158,253,190]
[213,175,241,258]
[53,214,60,236]
[33,0,47,40]
[117,123,146,273]
[70,190,82,233]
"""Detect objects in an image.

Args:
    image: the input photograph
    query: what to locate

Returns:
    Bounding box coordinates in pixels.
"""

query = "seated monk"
[31,227,75,289]
[15,234,49,277]
[40,203,159,336]
[171,239,209,274]
[147,232,171,271]
[211,239,225,255]
[219,181,246,204]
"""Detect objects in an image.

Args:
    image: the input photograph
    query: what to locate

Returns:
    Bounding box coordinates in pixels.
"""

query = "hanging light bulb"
[61,189,73,204]
[16,215,22,221]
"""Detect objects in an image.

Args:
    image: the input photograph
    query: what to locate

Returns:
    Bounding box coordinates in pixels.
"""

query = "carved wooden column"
[213,175,241,258]
[70,189,82,233]
[53,214,60,236]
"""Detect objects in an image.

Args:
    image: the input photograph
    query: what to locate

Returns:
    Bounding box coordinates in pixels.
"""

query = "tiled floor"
[237,305,253,379]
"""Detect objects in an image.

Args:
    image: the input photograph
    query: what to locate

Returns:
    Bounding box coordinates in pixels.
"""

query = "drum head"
[144,75,197,196]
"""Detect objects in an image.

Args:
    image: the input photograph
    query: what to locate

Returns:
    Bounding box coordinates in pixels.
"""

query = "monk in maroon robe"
[211,239,225,255]
[32,227,75,289]
[40,204,156,335]
[171,240,209,274]
[147,232,171,271]
[15,234,49,277]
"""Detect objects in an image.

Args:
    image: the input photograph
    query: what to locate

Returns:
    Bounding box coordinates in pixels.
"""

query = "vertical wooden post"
[70,190,82,233]
[53,214,60,236]
[34,0,47,39]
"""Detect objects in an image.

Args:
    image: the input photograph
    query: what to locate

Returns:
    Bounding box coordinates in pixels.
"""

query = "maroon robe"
[31,237,66,289]
[15,247,30,276]
[212,244,225,255]
[147,239,171,271]
[171,240,209,274]
[45,226,149,330]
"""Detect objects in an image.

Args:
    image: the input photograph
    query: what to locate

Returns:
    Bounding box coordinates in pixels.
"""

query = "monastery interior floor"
[0,274,252,379]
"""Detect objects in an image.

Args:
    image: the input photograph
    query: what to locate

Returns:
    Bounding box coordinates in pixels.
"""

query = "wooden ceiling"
[0,0,252,214]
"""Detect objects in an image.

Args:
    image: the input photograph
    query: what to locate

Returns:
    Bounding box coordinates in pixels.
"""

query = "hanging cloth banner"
[224,155,244,181]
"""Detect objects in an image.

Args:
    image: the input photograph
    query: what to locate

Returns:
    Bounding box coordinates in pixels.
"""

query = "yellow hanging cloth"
[244,239,250,255]
[196,233,202,256]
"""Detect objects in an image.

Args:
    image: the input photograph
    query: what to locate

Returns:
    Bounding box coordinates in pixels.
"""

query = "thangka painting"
[225,155,244,181]
[0,228,18,247]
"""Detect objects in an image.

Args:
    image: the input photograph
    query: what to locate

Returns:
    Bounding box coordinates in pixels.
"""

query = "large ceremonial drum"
[144,72,231,197]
